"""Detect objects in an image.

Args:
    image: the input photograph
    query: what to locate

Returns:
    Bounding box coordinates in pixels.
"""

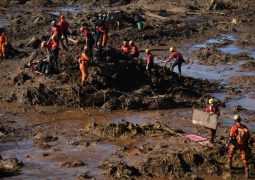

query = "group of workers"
[205,98,253,178]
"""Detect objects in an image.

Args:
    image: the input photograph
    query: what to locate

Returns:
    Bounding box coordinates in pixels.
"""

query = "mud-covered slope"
[1,47,219,110]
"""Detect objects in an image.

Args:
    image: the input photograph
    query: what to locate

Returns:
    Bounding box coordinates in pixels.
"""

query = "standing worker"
[95,14,105,46]
[78,46,90,86]
[205,98,220,143]
[226,115,251,178]
[129,41,139,58]
[164,47,185,77]
[0,31,8,59]
[51,20,67,51]
[102,14,110,47]
[43,34,60,73]
[58,15,69,49]
[145,48,154,81]
[80,26,95,63]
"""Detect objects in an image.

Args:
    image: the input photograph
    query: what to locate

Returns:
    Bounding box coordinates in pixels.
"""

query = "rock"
[33,132,58,142]
[13,72,31,85]
[0,158,24,172]
[56,160,86,168]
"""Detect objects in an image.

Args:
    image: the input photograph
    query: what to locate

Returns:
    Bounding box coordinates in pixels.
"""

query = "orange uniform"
[0,32,8,59]
[79,52,90,83]
[228,122,250,168]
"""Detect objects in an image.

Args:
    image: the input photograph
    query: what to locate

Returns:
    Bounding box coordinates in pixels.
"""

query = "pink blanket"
[184,134,207,142]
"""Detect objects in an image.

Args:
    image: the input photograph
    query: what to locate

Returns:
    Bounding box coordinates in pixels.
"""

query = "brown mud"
[1,0,255,179]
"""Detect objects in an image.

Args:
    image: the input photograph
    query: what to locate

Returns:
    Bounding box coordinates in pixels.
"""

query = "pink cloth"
[184,134,207,142]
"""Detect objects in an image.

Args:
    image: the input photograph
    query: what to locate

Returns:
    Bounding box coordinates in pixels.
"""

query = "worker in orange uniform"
[205,98,220,143]
[129,41,139,58]
[78,46,90,86]
[226,115,251,178]
[145,48,154,81]
[120,41,129,55]
[58,15,69,49]
[0,31,8,59]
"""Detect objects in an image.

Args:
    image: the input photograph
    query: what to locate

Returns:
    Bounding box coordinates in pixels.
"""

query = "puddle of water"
[218,44,243,55]
[226,92,255,111]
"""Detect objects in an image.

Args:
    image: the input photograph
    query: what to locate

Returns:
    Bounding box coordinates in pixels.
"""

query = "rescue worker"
[102,14,110,47]
[94,42,103,61]
[95,14,105,46]
[120,41,129,55]
[205,98,220,143]
[226,115,250,178]
[58,15,69,48]
[78,46,90,86]
[51,20,67,51]
[146,48,154,81]
[80,26,95,63]
[43,35,60,73]
[164,47,185,77]
[129,41,139,58]
[0,31,8,59]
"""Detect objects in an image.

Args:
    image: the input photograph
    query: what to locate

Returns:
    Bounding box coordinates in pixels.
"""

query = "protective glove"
[164,60,167,63]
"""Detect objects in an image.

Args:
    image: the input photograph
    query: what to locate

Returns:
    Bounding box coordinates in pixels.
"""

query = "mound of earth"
[191,47,253,65]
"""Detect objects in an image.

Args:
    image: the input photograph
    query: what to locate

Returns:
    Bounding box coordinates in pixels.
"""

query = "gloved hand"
[164,60,167,63]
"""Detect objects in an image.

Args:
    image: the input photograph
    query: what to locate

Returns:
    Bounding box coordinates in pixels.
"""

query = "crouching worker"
[164,47,185,77]
[129,41,139,59]
[78,46,90,86]
[0,31,8,59]
[226,115,251,178]
[205,98,220,143]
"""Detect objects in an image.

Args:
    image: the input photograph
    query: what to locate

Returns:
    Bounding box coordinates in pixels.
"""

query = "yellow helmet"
[145,48,150,53]
[233,114,241,121]
[208,98,214,104]
[169,47,175,52]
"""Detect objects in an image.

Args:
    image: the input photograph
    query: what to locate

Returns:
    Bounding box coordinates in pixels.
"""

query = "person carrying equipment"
[226,115,251,178]
[0,31,8,59]
[80,26,95,63]
[164,47,185,77]
[51,20,67,51]
[78,46,90,86]
[58,15,70,48]
[129,41,139,58]
[205,98,220,143]
[145,48,154,81]
[120,41,129,55]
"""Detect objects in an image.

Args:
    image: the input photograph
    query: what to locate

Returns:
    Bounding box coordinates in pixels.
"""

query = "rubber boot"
[81,81,85,86]
[245,167,250,178]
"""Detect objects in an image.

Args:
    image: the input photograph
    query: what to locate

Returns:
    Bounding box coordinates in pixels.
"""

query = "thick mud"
[1,0,255,179]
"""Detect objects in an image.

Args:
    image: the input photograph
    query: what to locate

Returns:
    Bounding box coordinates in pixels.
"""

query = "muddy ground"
[1,0,255,179]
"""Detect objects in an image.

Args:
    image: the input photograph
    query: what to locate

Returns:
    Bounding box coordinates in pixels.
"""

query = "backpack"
[236,126,249,145]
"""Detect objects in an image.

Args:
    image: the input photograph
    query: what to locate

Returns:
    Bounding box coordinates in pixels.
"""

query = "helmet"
[208,98,214,104]
[233,115,241,121]
[41,41,47,48]
[51,20,57,26]
[129,41,134,45]
[60,15,65,20]
[123,41,127,45]
[80,26,84,33]
[83,46,88,52]
[145,48,151,53]
[169,47,175,52]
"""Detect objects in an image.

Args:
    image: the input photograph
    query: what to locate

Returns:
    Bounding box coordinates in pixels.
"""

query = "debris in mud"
[75,172,93,180]
[100,160,140,179]
[0,158,24,172]
[191,47,253,65]
[84,122,179,138]
[56,160,86,168]
[33,132,58,142]
[241,61,255,71]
